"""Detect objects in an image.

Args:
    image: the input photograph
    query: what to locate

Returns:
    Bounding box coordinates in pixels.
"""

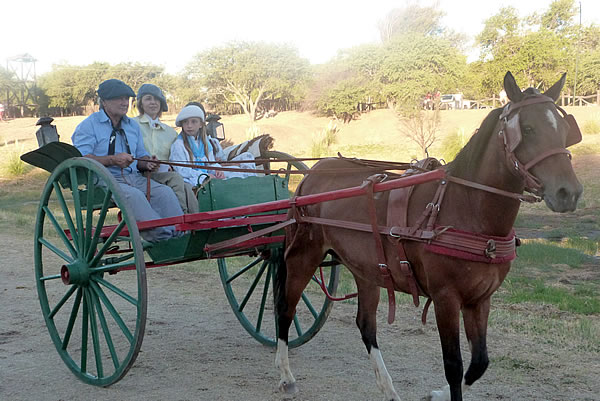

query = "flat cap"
[138,83,168,112]
[98,79,136,100]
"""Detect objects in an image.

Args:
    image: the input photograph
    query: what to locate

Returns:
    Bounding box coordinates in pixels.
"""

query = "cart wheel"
[34,157,146,386]
[219,250,340,348]
[262,150,308,192]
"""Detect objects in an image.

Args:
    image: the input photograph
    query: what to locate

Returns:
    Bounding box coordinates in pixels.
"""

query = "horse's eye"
[523,126,534,136]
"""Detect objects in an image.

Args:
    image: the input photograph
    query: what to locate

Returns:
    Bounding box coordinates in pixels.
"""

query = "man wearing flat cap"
[72,79,183,242]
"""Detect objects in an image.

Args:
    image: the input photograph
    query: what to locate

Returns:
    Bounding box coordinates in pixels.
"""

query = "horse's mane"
[446,108,503,176]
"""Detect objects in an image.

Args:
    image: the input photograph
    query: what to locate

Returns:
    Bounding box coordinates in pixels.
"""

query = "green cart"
[22,142,341,386]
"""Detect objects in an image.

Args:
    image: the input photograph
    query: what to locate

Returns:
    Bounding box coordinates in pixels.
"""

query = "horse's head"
[500,71,583,212]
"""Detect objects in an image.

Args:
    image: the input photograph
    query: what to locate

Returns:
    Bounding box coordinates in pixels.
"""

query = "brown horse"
[274,72,583,401]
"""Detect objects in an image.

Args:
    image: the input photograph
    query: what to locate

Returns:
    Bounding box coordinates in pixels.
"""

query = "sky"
[2,0,600,77]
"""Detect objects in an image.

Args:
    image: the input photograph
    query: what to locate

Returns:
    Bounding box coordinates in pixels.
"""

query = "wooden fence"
[466,90,600,110]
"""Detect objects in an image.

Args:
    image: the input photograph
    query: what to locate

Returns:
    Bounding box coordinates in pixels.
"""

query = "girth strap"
[361,174,397,324]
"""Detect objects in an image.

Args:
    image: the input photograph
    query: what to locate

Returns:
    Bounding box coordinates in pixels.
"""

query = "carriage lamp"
[206,113,225,141]
[35,116,60,147]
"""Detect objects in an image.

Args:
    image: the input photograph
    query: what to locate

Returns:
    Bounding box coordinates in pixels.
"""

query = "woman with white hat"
[169,104,256,186]
[134,84,198,213]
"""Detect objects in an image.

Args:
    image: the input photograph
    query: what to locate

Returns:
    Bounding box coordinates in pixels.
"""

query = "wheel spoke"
[94,276,137,306]
[85,288,104,378]
[42,206,77,258]
[225,257,263,284]
[69,167,85,253]
[300,292,319,319]
[238,260,268,313]
[40,273,62,282]
[90,219,127,267]
[39,237,73,264]
[85,171,95,253]
[49,285,77,319]
[92,280,134,343]
[292,314,303,337]
[86,188,113,261]
[62,288,83,350]
[53,181,80,254]
[89,258,136,275]
[89,282,120,369]
[81,290,89,372]
[255,264,273,332]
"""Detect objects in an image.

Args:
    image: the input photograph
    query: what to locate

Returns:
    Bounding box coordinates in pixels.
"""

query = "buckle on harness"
[485,239,497,259]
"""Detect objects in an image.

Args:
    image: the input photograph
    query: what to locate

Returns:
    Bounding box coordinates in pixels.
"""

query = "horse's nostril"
[556,187,569,201]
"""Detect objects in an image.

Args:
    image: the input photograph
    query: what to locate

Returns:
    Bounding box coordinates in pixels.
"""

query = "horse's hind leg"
[429,298,464,401]
[274,242,323,395]
[355,277,401,401]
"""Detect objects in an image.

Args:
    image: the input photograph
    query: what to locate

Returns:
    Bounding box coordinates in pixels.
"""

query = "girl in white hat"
[170,104,255,186]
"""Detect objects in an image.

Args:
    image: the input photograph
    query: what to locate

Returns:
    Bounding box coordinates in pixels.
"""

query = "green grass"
[489,308,600,352]
[515,240,590,268]
[502,279,599,314]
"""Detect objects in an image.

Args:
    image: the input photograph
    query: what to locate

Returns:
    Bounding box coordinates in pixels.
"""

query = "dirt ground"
[1,230,598,401]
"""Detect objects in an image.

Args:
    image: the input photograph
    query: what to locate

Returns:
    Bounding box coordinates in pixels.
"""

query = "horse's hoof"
[428,389,449,401]
[279,381,298,395]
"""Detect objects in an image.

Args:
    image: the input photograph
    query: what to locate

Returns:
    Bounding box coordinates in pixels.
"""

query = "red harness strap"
[362,175,397,324]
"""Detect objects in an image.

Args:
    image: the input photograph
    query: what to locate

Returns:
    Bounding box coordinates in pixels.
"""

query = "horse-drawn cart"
[22,72,584,400]
[21,141,442,387]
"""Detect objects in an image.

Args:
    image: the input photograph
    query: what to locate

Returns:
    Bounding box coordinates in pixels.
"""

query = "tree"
[377,34,467,107]
[378,3,446,42]
[476,6,520,59]
[539,0,577,32]
[186,41,310,123]
[397,108,441,157]
[474,1,580,95]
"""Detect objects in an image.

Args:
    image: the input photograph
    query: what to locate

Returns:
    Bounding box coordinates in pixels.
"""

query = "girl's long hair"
[182,124,210,162]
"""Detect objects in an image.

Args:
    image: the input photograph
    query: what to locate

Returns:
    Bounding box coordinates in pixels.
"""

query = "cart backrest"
[197,175,290,213]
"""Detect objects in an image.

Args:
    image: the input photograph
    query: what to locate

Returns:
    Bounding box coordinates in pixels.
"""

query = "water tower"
[5,53,38,117]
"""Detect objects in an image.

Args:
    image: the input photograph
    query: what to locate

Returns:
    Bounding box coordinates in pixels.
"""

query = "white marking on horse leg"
[429,380,470,401]
[369,347,401,401]
[545,109,558,131]
[275,339,298,394]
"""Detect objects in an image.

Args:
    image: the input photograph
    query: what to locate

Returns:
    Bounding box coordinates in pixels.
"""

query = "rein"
[132,156,413,176]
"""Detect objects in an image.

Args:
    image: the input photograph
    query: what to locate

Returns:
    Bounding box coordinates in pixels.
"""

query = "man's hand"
[111,153,134,168]
[138,155,159,172]
[212,170,225,179]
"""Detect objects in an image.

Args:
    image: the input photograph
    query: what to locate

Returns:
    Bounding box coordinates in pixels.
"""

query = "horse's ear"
[543,73,567,102]
[503,72,523,103]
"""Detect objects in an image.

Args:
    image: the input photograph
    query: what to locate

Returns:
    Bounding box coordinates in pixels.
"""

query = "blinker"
[564,114,582,148]
[504,109,582,151]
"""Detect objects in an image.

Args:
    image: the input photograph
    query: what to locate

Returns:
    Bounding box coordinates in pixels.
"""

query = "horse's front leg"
[429,297,465,401]
[462,298,491,389]
[355,277,401,401]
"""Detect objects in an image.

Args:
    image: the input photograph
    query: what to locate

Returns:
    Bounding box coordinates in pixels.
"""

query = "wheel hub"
[61,259,90,285]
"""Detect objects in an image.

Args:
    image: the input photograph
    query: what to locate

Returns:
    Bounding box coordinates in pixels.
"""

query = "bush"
[582,118,600,135]
[245,124,260,140]
[439,127,468,162]
[310,120,339,158]
[2,141,29,177]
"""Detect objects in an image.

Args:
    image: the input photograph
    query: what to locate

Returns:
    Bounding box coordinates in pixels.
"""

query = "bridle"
[498,95,582,196]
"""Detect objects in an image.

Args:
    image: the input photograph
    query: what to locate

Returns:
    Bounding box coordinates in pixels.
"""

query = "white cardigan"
[170,135,255,186]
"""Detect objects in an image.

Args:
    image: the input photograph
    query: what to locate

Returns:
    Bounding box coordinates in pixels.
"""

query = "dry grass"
[1,106,600,178]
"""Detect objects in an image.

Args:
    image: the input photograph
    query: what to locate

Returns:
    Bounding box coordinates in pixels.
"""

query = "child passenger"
[170,104,256,186]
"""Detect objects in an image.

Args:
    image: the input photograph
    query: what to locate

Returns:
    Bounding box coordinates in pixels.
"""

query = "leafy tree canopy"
[186,41,310,122]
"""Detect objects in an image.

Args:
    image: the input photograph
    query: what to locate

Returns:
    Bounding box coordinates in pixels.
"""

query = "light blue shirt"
[72,110,150,177]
